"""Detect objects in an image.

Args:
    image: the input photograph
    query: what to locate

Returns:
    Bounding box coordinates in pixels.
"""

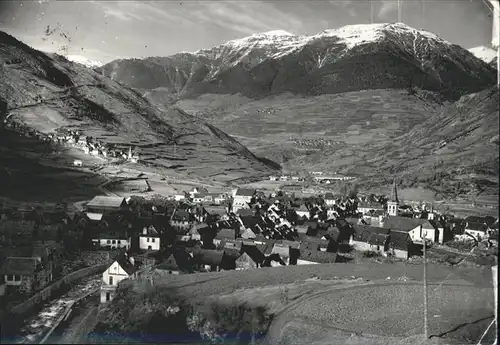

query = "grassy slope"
[96,262,494,344]
[0,31,276,201]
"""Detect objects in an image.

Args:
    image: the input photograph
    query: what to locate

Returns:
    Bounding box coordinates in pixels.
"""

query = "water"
[13,275,101,344]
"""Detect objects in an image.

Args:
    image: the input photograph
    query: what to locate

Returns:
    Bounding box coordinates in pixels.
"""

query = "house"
[73,160,83,167]
[192,193,205,204]
[139,225,160,251]
[232,189,256,212]
[357,201,385,216]
[237,244,266,270]
[375,216,438,244]
[101,254,138,303]
[190,187,209,197]
[324,193,340,207]
[91,231,130,250]
[0,257,49,295]
[235,252,258,270]
[204,206,228,220]
[464,222,489,241]
[294,204,310,219]
[189,223,210,241]
[240,227,256,239]
[190,249,224,272]
[297,250,337,265]
[214,194,229,205]
[386,231,416,259]
[158,249,193,274]
[174,194,186,201]
[352,225,390,254]
[213,228,237,246]
[86,196,127,215]
[170,209,193,230]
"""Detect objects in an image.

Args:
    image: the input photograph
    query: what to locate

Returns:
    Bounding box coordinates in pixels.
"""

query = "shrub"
[363,250,381,258]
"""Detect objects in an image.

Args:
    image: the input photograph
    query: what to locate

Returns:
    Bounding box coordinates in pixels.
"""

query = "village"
[0,178,497,307]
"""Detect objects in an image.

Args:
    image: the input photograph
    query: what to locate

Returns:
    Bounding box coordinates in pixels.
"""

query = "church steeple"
[387,179,399,217]
[390,179,399,203]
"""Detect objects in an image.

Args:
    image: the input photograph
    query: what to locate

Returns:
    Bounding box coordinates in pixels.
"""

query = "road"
[14,275,101,344]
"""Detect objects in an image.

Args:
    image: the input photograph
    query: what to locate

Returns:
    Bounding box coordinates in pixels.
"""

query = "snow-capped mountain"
[99,23,496,100]
[65,54,104,68]
[469,46,497,64]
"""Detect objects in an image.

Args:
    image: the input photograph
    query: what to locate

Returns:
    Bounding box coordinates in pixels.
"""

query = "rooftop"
[87,196,126,209]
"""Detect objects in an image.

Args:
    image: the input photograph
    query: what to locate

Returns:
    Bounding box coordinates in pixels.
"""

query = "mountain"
[100,23,496,101]
[0,31,277,201]
[469,46,497,65]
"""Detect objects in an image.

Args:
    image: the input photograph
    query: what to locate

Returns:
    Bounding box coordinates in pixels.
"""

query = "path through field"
[265,281,495,345]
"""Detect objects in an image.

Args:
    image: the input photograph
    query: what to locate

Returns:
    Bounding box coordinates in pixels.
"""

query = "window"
[112,240,116,244]
[14,275,20,281]
[147,237,150,242]
[109,276,113,285]
[106,292,110,301]
[6,275,13,281]
[107,240,111,244]
[152,238,155,243]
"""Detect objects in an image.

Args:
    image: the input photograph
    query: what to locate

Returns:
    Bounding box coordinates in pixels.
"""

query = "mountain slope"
[311,86,499,197]
[100,23,496,101]
[0,30,277,202]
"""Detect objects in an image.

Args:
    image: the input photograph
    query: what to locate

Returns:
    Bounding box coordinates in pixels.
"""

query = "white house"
[139,225,161,251]
[294,204,310,219]
[374,216,440,244]
[73,160,83,167]
[101,255,138,303]
[464,222,489,241]
[357,201,385,215]
[174,194,186,201]
[232,188,255,213]
[324,193,340,207]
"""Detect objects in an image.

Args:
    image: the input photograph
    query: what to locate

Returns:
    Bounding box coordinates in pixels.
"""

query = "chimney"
[143,227,147,235]
[129,256,135,266]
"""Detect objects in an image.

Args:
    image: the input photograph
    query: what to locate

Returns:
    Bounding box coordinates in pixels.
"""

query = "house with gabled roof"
[0,256,48,295]
[190,249,225,272]
[101,254,138,303]
[464,222,489,241]
[357,201,385,216]
[240,227,256,239]
[139,225,160,251]
[297,250,337,265]
[232,188,256,213]
[214,228,237,246]
[158,249,193,274]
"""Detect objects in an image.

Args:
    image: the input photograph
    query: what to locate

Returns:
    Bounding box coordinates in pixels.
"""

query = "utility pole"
[370,0,373,24]
[423,234,429,339]
[421,0,425,27]
[398,0,402,22]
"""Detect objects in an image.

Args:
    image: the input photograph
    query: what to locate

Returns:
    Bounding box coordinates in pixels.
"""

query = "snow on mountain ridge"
[469,46,497,64]
[65,54,104,68]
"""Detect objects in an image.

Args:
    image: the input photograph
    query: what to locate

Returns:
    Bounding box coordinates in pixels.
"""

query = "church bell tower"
[387,179,399,217]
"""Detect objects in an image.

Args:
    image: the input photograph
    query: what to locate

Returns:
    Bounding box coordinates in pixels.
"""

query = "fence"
[9,262,109,316]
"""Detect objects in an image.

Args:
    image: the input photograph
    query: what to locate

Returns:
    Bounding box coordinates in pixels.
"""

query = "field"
[114,262,495,345]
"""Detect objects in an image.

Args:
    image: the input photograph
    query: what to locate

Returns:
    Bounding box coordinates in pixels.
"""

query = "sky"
[0,0,495,63]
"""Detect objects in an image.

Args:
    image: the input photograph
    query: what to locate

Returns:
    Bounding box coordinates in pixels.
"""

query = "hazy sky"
[0,0,494,63]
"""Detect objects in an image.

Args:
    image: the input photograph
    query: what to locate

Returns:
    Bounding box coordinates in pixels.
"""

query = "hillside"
[100,23,496,101]
[92,262,494,344]
[311,86,499,197]
[0,31,277,202]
